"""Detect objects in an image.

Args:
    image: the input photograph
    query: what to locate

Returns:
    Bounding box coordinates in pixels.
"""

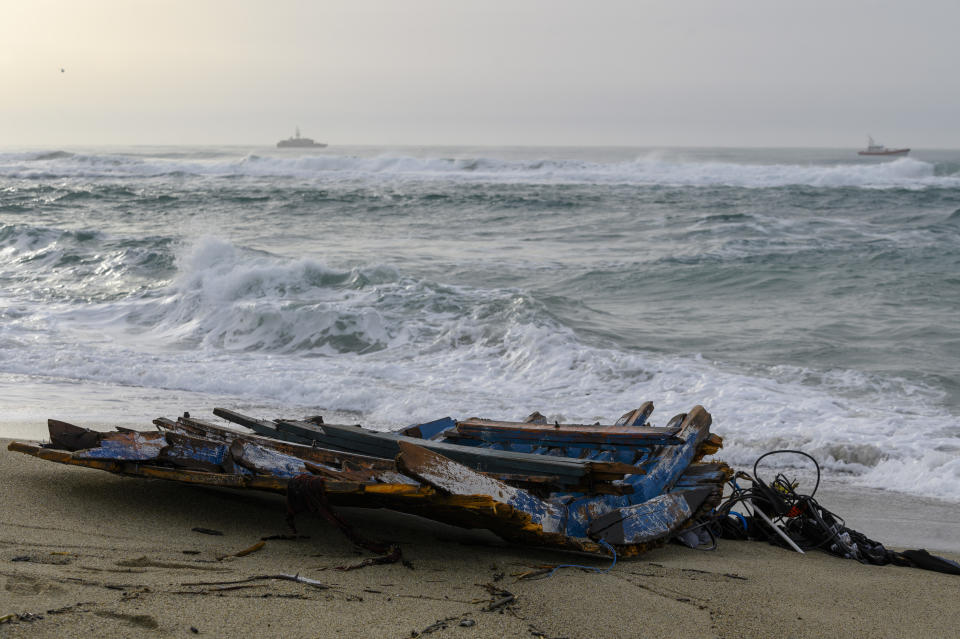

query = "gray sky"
[3,0,958,147]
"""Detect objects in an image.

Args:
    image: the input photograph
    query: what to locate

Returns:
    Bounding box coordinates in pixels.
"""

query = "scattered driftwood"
[481,584,516,612]
[45,603,93,616]
[484,593,516,612]
[335,546,403,571]
[413,617,458,636]
[1,612,44,624]
[172,584,264,594]
[115,556,228,571]
[217,541,266,561]
[513,567,554,581]
[182,574,329,590]
[412,614,480,637]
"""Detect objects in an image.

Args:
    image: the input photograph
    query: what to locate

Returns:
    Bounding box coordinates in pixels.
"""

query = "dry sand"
[2,440,958,639]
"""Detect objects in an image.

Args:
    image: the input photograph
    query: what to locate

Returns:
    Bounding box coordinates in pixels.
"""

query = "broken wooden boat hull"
[8,403,730,556]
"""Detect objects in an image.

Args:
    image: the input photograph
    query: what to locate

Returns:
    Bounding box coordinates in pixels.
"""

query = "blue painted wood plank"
[229,440,308,479]
[586,488,712,545]
[624,407,712,503]
[454,418,681,448]
[160,433,228,471]
[398,417,457,439]
[73,432,165,461]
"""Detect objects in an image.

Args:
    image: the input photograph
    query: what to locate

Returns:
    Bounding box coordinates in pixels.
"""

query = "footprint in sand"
[3,574,65,596]
[95,611,160,629]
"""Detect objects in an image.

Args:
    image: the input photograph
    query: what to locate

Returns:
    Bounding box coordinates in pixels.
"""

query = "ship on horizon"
[858,135,909,157]
[277,127,327,148]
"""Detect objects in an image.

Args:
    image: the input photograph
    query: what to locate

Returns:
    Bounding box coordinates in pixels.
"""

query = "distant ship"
[277,127,327,148]
[858,136,909,156]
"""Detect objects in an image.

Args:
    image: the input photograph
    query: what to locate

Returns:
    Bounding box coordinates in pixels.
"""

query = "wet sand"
[2,440,959,638]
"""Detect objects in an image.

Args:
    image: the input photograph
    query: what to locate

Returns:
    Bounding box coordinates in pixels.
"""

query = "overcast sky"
[3,1,958,148]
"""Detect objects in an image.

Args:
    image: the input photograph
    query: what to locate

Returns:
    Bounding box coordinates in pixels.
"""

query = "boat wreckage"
[8,403,729,557]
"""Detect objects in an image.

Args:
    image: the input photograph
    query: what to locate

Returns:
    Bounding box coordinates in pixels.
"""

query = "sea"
[1,145,959,505]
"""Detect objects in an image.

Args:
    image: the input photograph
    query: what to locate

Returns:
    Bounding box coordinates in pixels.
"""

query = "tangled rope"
[286,474,402,567]
[698,450,960,575]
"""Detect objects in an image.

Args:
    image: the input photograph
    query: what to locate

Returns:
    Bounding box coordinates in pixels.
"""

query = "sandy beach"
[2,440,958,639]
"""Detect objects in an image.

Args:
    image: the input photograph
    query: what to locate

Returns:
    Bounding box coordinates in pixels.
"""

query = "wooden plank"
[614,402,655,427]
[397,417,457,440]
[167,415,395,471]
[321,423,587,476]
[159,432,228,473]
[450,429,670,452]
[229,440,308,478]
[72,431,166,462]
[298,424,400,458]
[6,441,290,493]
[274,419,331,443]
[454,417,680,447]
[585,488,712,545]
[214,410,639,481]
[224,434,392,483]
[486,473,633,496]
[301,459,412,484]
[212,408,304,444]
[623,406,714,503]
[396,441,563,533]
[319,422,638,483]
[47,419,101,451]
[153,417,178,429]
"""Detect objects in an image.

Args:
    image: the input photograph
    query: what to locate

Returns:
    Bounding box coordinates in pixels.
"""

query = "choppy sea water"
[1,145,958,502]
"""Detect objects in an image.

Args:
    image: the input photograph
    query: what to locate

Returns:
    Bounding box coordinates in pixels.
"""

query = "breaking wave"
[1,234,957,501]
[1,149,958,189]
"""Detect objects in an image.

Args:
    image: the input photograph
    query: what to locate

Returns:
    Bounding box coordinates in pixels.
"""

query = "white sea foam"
[2,235,957,502]
[1,150,958,189]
